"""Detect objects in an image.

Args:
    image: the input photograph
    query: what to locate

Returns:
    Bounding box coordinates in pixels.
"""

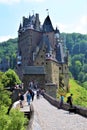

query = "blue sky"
[0,0,87,42]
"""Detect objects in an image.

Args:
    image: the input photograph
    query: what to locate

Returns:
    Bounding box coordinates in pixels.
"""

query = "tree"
[78,72,84,83]
[6,109,28,130]
[0,82,11,107]
[1,69,21,88]
[82,81,87,90]
[0,71,27,130]
[82,64,87,73]
[71,60,82,80]
[83,73,87,82]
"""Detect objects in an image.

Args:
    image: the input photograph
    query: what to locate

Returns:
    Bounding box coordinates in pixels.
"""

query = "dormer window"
[46,53,50,58]
[17,61,21,66]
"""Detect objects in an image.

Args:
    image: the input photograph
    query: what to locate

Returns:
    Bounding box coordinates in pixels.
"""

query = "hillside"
[66,79,87,108]
[0,38,17,69]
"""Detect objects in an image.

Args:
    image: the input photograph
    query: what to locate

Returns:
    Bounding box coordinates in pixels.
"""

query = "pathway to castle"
[20,93,87,130]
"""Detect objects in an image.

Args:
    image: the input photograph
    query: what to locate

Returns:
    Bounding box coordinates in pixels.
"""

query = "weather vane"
[46,9,49,15]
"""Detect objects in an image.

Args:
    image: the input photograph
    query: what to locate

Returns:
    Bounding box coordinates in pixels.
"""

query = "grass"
[57,79,87,108]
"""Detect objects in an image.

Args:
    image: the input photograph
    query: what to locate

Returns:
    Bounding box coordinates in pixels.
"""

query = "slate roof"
[43,35,53,53]
[55,27,60,34]
[43,15,54,32]
[23,66,46,75]
[38,35,53,53]
[56,43,62,63]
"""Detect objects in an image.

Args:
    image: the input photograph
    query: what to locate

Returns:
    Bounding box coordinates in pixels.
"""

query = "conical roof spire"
[43,15,54,32]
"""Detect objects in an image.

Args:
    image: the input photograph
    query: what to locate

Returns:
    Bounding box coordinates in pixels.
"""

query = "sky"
[0,0,87,42]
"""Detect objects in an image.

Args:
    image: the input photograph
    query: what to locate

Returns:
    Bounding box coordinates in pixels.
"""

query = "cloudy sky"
[0,0,87,42]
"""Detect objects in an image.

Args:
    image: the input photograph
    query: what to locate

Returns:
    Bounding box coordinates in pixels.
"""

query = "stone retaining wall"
[43,93,87,118]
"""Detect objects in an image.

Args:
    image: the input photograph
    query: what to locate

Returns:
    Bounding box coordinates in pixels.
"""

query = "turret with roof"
[18,13,41,32]
[43,15,54,32]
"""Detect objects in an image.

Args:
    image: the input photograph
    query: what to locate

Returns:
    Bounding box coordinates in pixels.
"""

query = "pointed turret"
[35,13,40,31]
[43,15,54,32]
[18,23,22,32]
[19,23,22,30]
[55,27,60,39]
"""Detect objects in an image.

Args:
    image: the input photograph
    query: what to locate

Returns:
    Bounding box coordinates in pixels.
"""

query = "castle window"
[59,67,61,70]
[46,62,47,64]
[42,62,44,65]
[37,62,39,64]
[43,49,45,52]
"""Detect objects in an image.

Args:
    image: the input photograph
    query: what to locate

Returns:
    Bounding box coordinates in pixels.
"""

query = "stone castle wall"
[23,74,45,91]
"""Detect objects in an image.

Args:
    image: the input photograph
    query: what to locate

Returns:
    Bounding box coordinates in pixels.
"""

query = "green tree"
[83,73,87,82]
[71,60,82,80]
[82,64,87,73]
[1,69,21,88]
[0,71,27,130]
[82,81,87,89]
[78,72,84,83]
[7,109,27,130]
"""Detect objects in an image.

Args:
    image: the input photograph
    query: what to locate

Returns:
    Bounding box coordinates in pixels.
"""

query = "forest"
[0,33,87,89]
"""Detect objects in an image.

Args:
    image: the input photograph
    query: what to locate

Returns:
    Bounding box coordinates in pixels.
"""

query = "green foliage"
[82,81,87,90]
[1,69,21,88]
[61,33,87,86]
[78,72,84,82]
[0,108,27,130]
[0,70,27,130]
[0,82,11,107]
[0,38,17,69]
[65,79,87,108]
[7,109,28,130]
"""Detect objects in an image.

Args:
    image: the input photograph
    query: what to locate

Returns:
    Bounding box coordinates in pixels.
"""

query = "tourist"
[29,88,35,101]
[26,90,31,105]
[67,94,73,108]
[19,92,24,108]
[59,94,64,108]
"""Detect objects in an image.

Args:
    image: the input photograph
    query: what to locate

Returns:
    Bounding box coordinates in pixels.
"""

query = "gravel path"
[31,95,87,130]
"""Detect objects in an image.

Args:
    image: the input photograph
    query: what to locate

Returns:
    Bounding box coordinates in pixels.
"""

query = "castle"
[16,13,69,97]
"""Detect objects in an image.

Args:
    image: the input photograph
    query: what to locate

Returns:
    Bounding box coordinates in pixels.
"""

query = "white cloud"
[54,15,87,34]
[0,35,15,42]
[74,15,87,34]
[24,0,45,2]
[0,0,20,4]
[0,0,44,4]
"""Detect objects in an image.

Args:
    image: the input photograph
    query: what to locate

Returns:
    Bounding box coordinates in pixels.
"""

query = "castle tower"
[16,12,69,96]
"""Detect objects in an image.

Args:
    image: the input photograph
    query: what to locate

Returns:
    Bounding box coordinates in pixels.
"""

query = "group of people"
[19,79,46,108]
[26,89,35,105]
[19,88,35,107]
[59,93,73,109]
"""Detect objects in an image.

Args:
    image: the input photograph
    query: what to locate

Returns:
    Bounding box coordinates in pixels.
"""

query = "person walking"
[67,94,73,108]
[19,92,24,108]
[29,89,35,101]
[59,95,64,108]
[26,91,31,105]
